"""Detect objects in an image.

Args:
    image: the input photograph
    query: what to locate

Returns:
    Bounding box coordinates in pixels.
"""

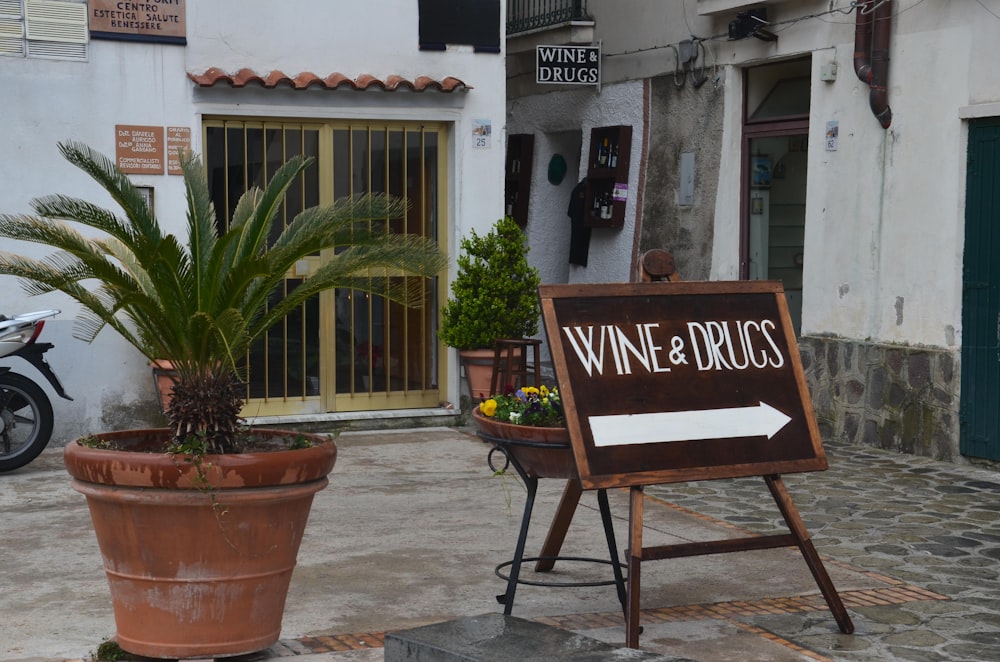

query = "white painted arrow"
[588,402,792,447]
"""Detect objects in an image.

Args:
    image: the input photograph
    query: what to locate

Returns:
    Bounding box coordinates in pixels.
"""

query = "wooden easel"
[532,267,855,649]
[625,476,853,646]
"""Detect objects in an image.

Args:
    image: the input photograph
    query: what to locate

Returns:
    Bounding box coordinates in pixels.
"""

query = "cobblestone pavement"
[5,431,999,661]
[642,439,1000,661]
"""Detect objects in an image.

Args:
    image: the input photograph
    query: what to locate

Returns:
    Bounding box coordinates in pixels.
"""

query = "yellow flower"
[480,398,498,417]
[522,386,540,396]
[540,385,549,397]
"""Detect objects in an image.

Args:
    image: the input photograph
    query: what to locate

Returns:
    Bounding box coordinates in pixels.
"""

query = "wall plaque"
[116,125,164,175]
[166,127,192,175]
[90,0,186,44]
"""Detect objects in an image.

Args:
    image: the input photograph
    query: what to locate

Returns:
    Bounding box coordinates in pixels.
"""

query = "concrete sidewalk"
[2,426,999,661]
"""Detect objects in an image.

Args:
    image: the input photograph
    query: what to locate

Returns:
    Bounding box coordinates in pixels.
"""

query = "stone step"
[384,613,692,662]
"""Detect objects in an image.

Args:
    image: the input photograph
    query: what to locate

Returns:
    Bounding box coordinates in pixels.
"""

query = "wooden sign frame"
[539,281,853,646]
[540,280,827,490]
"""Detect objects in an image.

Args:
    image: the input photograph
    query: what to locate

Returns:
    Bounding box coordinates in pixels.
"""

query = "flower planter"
[472,408,576,479]
[63,428,337,659]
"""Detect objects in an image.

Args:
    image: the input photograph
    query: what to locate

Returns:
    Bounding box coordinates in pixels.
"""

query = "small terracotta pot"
[459,348,497,402]
[64,428,336,659]
[472,408,576,479]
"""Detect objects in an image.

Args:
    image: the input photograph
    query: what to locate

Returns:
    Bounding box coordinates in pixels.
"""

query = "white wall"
[709,1,997,351]
[508,79,645,285]
[1,39,195,440]
[0,0,507,440]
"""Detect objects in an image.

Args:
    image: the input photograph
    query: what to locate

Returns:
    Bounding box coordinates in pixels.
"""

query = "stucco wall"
[0,0,507,441]
[507,80,645,285]
[641,74,726,281]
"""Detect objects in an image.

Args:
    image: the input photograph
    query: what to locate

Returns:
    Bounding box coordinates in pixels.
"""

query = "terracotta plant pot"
[63,428,337,659]
[472,408,576,479]
[459,348,497,402]
[149,360,177,413]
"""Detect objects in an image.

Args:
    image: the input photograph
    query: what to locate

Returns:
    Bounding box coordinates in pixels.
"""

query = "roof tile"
[187,68,471,92]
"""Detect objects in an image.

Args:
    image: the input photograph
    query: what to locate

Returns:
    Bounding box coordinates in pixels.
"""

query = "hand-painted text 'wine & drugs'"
[561,319,785,377]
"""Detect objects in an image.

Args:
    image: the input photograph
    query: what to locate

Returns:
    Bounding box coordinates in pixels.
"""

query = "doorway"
[741,59,811,335]
[204,119,447,416]
[960,118,1000,461]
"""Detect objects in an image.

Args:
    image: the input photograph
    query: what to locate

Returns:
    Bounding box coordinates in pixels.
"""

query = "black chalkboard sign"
[540,281,827,489]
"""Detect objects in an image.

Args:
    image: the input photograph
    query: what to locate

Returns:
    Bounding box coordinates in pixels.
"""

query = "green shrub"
[439,216,540,350]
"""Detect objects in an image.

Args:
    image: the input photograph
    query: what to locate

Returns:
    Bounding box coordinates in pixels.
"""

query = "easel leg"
[534,479,582,572]
[499,475,539,614]
[765,475,855,634]
[626,486,644,648]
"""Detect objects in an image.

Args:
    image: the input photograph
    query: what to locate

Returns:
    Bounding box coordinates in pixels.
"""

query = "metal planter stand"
[481,430,628,617]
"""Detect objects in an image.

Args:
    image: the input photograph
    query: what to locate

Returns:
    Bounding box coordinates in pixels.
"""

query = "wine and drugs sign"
[540,281,827,490]
[536,44,600,86]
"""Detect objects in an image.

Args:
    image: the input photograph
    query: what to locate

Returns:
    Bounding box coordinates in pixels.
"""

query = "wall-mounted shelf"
[505,134,534,229]
[585,125,632,229]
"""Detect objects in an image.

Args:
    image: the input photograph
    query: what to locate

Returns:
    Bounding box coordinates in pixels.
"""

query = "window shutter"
[0,0,25,56]
[25,0,86,59]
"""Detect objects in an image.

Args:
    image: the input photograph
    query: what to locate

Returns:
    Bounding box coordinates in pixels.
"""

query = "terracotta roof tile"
[187,68,471,92]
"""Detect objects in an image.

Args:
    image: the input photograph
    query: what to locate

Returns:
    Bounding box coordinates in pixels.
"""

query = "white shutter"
[0,0,24,56]
[25,0,85,59]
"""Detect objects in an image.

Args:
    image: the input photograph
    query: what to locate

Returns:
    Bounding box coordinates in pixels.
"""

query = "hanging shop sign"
[536,44,600,86]
[540,280,827,490]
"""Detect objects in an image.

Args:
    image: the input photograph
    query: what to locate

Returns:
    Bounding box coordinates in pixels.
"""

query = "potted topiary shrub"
[0,141,446,659]
[439,216,541,402]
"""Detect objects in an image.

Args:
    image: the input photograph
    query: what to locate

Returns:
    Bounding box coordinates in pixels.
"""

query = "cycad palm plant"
[0,141,446,451]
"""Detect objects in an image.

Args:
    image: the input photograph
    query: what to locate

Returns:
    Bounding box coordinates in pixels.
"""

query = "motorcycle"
[0,310,73,472]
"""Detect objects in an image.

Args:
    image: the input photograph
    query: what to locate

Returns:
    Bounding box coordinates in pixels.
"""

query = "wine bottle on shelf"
[598,138,609,167]
[609,142,618,168]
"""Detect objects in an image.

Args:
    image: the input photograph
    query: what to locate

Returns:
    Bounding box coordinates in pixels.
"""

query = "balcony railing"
[507,0,591,36]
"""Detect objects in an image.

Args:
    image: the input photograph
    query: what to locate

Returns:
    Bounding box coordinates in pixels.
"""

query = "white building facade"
[1,0,507,442]
[506,0,1000,464]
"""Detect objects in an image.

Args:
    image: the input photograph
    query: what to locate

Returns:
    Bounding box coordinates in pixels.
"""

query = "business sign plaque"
[536,44,600,86]
[540,280,826,490]
[89,0,186,44]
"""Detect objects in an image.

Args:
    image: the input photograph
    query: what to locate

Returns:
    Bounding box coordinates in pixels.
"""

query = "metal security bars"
[203,120,444,414]
[507,0,590,36]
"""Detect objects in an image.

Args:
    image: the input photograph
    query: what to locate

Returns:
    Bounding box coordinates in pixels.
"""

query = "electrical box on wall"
[820,62,837,82]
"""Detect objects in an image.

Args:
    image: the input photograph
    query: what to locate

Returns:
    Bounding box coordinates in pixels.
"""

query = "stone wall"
[798,336,960,461]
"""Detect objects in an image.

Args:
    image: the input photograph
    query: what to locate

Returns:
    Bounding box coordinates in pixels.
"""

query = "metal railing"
[507,0,591,36]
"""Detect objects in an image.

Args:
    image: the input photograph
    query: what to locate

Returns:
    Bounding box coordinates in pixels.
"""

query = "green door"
[960,118,1000,461]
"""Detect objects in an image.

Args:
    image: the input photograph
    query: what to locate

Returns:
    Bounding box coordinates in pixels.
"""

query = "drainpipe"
[853,1,892,129]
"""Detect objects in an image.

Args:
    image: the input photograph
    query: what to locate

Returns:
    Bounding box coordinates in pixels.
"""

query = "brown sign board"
[166,127,192,175]
[116,125,164,175]
[540,281,827,490]
[89,0,186,44]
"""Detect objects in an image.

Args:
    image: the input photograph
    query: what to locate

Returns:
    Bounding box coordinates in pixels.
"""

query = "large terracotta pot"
[63,428,337,659]
[472,408,576,479]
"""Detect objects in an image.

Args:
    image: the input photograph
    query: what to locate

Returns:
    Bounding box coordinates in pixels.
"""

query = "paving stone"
[852,605,923,625]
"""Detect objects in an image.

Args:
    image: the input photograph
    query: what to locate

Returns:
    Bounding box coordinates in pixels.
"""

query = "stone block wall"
[798,336,960,461]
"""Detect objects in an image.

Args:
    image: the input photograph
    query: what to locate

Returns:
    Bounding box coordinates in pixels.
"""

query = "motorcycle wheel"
[0,372,54,472]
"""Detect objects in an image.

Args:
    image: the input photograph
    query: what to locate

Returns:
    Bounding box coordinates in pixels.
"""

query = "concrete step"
[384,613,693,662]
